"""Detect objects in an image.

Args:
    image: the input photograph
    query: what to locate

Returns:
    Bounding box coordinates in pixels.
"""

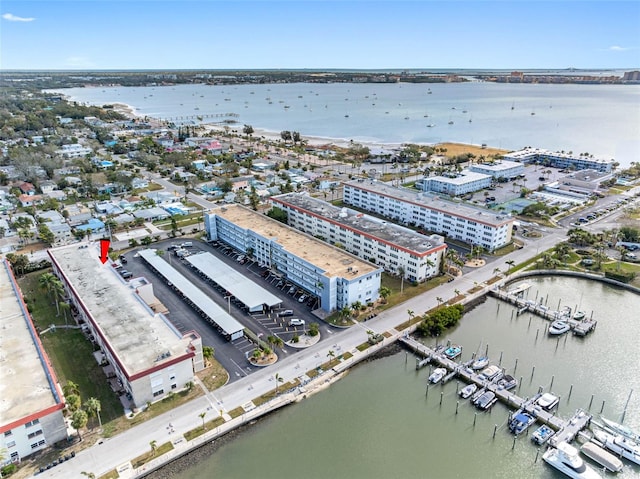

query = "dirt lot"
[436,142,509,159]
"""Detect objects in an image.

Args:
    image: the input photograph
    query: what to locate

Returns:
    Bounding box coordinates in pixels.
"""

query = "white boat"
[478,365,502,382]
[593,429,640,465]
[573,311,586,321]
[549,320,571,335]
[472,356,489,370]
[474,391,497,410]
[543,442,602,479]
[497,374,518,391]
[581,441,624,473]
[531,424,555,445]
[600,416,640,442]
[537,392,560,410]
[428,368,447,384]
[459,383,477,399]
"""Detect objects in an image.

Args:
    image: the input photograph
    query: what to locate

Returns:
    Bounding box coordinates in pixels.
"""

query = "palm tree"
[60,301,71,326]
[407,309,415,326]
[436,296,444,308]
[63,380,80,397]
[274,373,284,395]
[85,397,102,429]
[50,278,65,316]
[454,289,461,297]
[38,272,56,299]
[505,260,515,272]
[149,440,158,457]
[71,410,88,441]
[199,412,207,430]
[397,265,406,293]
[492,267,501,276]
[340,306,352,323]
[272,336,284,350]
[327,350,335,362]
[80,472,96,479]
[378,286,391,303]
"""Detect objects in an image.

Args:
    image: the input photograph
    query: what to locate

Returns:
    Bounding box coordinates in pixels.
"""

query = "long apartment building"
[49,244,204,410]
[0,261,67,465]
[504,147,615,173]
[417,171,492,196]
[271,193,446,283]
[204,204,383,312]
[343,179,514,251]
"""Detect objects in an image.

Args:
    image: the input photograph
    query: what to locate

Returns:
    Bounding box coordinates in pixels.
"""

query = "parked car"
[288,318,305,326]
[288,286,297,294]
[298,294,308,303]
[121,271,133,279]
[278,310,294,317]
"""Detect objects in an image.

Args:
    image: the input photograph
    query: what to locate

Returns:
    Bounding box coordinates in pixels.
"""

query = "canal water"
[171,277,640,479]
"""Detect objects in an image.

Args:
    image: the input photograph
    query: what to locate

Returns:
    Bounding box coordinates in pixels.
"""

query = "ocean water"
[55,81,640,168]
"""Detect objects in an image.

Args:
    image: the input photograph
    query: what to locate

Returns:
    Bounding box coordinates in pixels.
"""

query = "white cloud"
[607,45,629,52]
[2,13,35,22]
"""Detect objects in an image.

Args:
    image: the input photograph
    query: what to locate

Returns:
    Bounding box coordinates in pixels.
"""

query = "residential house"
[19,182,36,196]
[131,178,149,189]
[39,180,57,195]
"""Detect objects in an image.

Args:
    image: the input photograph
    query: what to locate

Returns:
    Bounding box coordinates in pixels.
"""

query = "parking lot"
[118,239,334,383]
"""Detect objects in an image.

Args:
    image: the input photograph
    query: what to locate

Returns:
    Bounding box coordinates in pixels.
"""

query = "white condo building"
[343,179,514,251]
[271,193,446,283]
[49,244,204,410]
[0,261,67,464]
[469,160,525,179]
[504,148,614,173]
[417,171,492,196]
[204,204,383,312]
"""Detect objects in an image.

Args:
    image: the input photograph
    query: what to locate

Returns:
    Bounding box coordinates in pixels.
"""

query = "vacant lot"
[436,142,509,159]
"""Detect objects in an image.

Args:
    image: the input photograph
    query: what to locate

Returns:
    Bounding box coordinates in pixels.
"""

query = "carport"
[186,252,282,313]
[138,249,245,341]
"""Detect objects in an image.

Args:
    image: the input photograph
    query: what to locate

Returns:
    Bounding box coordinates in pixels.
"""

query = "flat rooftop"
[0,261,60,427]
[213,204,378,278]
[344,179,513,227]
[426,171,491,185]
[185,252,282,309]
[504,147,614,165]
[49,244,192,378]
[273,193,445,255]
[471,160,523,171]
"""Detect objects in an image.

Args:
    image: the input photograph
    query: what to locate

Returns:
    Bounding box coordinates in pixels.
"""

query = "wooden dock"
[489,287,597,336]
[399,337,592,442]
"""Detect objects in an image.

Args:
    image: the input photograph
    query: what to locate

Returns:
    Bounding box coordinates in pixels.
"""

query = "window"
[4,430,12,437]
[28,430,43,439]
[7,441,15,448]
[153,389,164,397]
[25,419,40,428]
[171,383,177,390]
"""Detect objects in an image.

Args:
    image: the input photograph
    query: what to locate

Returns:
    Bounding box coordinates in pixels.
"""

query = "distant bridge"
[161,112,240,122]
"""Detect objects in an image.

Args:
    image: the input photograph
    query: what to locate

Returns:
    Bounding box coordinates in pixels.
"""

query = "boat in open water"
[580,441,624,473]
[543,442,601,479]
[593,429,640,465]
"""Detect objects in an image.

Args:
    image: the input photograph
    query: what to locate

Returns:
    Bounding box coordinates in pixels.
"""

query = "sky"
[1,1,639,70]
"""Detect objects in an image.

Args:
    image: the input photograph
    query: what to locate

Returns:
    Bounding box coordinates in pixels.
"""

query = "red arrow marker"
[99,238,110,264]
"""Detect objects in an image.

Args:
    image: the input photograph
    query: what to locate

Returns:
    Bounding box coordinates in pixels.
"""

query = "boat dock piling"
[489,287,597,336]
[399,336,593,444]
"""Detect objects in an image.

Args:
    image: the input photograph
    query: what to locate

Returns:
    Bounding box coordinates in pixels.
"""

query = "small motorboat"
[573,311,586,321]
[549,320,571,335]
[509,411,536,435]
[497,374,518,391]
[443,345,462,360]
[474,391,497,410]
[428,368,447,384]
[581,441,624,473]
[536,392,560,411]
[471,356,489,370]
[459,383,478,399]
[531,424,555,445]
[478,365,502,382]
[543,441,601,479]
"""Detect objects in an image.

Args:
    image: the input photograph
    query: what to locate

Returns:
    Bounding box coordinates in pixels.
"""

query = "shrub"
[2,464,17,476]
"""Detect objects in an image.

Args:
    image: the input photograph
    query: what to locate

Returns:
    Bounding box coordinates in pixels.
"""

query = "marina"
[489,284,598,336]
[399,336,593,447]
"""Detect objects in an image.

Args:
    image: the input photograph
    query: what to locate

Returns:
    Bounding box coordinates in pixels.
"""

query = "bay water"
[56,81,640,168]
[170,277,640,479]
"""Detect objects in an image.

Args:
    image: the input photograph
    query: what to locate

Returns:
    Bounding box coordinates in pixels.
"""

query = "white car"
[288,318,305,326]
[298,294,307,303]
